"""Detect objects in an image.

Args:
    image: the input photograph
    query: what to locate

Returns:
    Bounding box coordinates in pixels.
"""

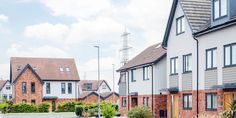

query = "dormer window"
[17,66,21,71]
[33,66,37,71]
[213,0,227,20]
[84,83,92,90]
[176,16,185,35]
[59,67,64,72]
[66,67,70,72]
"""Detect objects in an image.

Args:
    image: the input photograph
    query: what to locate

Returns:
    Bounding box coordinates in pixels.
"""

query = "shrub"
[12,103,37,113]
[102,103,116,118]
[75,105,84,116]
[38,102,50,112]
[57,101,79,112]
[128,106,153,118]
[0,103,9,113]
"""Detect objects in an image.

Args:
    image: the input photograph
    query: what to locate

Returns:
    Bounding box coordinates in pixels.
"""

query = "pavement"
[0,113,126,118]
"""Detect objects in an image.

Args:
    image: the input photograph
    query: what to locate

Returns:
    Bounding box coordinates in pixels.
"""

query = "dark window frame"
[170,57,178,75]
[31,99,36,104]
[183,54,192,73]
[22,99,27,103]
[122,97,127,107]
[22,82,26,94]
[205,93,218,111]
[68,83,72,94]
[206,48,217,70]
[131,69,136,82]
[224,43,236,67]
[143,66,150,81]
[213,0,228,20]
[46,83,51,94]
[61,83,66,94]
[176,16,185,35]
[143,97,149,107]
[84,83,92,90]
[31,82,35,94]
[183,94,192,110]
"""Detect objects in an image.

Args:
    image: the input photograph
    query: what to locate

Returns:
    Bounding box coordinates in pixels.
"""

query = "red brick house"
[10,57,80,111]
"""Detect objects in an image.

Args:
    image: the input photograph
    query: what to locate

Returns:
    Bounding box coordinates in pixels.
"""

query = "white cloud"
[0,14,8,22]
[41,0,111,19]
[24,22,69,41]
[7,44,70,58]
[0,64,9,80]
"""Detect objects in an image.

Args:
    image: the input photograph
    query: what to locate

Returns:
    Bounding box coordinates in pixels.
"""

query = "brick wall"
[13,67,43,105]
[102,94,119,103]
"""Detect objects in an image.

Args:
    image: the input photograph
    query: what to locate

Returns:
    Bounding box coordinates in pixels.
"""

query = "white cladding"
[198,25,236,90]
[166,2,197,90]
[0,81,12,100]
[43,81,79,99]
[98,82,111,93]
[126,57,167,95]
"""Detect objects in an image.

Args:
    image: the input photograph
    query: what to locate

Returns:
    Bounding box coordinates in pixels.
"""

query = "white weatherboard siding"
[43,81,79,99]
[166,2,197,91]
[198,25,236,90]
[129,67,152,95]
[98,82,111,93]
[154,57,167,94]
[0,81,12,100]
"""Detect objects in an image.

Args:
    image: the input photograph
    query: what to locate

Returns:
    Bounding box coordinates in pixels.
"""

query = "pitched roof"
[118,43,166,71]
[80,80,111,91]
[100,92,119,99]
[78,92,98,99]
[78,91,119,100]
[0,80,7,91]
[12,64,44,84]
[10,57,80,82]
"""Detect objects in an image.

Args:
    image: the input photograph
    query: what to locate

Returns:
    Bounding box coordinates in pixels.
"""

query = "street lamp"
[112,64,115,104]
[94,46,101,118]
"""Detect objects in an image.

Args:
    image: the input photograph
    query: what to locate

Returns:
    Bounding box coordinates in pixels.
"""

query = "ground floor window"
[22,99,27,103]
[31,99,36,104]
[122,97,126,107]
[206,93,217,110]
[143,97,149,107]
[183,94,192,109]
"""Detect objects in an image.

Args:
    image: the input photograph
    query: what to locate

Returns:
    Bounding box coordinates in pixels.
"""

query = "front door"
[171,95,179,118]
[52,101,56,112]
[224,93,236,110]
[131,97,138,108]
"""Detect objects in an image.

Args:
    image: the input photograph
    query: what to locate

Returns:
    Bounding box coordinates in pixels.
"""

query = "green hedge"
[57,101,83,112]
[38,102,50,113]
[12,103,37,113]
[0,103,9,113]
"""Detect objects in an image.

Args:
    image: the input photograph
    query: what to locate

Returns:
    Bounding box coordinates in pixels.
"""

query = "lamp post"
[94,46,101,118]
[112,64,115,104]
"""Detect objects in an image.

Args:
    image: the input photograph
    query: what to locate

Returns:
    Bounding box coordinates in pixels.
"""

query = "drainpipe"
[193,35,199,117]
[151,65,154,115]
[127,70,130,111]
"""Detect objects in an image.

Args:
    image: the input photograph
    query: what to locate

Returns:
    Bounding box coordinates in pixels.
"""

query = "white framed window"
[183,54,192,73]
[6,85,11,90]
[143,66,151,80]
[176,16,185,35]
[206,48,217,69]
[224,43,236,66]
[59,67,64,72]
[213,0,227,20]
[61,83,66,94]
[66,67,70,72]
[84,83,92,90]
[170,57,178,75]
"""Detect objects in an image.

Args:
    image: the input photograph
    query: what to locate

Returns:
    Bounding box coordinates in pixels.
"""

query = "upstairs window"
[6,86,11,90]
[206,48,217,69]
[31,82,35,94]
[131,69,136,82]
[224,43,236,66]
[68,83,72,94]
[183,54,192,73]
[61,83,66,94]
[213,0,227,20]
[22,82,26,94]
[66,67,70,72]
[143,66,151,80]
[46,83,51,94]
[84,83,92,90]
[102,84,106,89]
[59,67,64,72]
[170,57,178,75]
[176,16,185,35]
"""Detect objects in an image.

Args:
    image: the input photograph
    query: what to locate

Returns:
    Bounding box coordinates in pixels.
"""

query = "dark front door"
[131,97,138,108]
[52,101,56,112]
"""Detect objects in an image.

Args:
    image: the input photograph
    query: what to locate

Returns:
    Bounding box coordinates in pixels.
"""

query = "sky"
[0,0,172,91]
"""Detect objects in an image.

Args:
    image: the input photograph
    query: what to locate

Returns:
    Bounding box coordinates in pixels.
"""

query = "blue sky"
[0,0,172,91]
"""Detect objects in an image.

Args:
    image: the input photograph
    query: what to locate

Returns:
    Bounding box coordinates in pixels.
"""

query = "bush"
[12,103,37,113]
[57,101,80,112]
[128,106,153,118]
[102,103,116,118]
[0,103,9,113]
[75,105,84,116]
[38,102,50,112]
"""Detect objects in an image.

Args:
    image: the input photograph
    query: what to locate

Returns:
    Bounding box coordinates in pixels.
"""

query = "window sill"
[205,108,217,111]
[213,15,228,21]
[183,71,192,74]
[183,108,192,110]
[176,31,185,36]
[143,79,150,81]
[170,73,178,76]
[205,68,217,71]
[223,64,236,68]
[131,80,136,82]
